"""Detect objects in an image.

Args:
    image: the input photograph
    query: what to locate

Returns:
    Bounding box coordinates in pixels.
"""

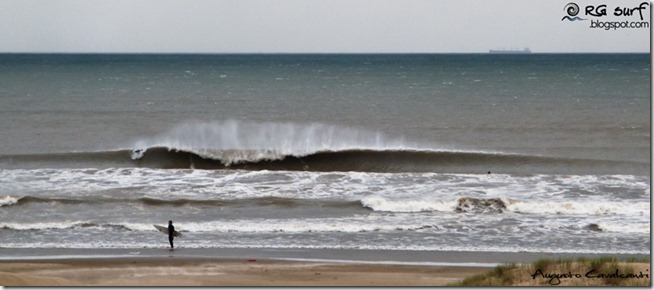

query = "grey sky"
[0,0,650,53]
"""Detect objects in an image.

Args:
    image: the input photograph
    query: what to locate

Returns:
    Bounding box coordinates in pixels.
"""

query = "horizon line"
[0,51,650,55]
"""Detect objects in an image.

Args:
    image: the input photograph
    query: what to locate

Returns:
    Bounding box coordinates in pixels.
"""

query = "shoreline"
[1,250,649,286]
[1,248,650,286]
[2,247,649,265]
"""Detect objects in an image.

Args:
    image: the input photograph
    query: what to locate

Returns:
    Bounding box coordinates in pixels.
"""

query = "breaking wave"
[124,120,644,174]
[0,221,132,231]
[0,195,360,209]
[0,120,645,174]
[130,120,415,164]
[130,147,592,172]
[360,196,650,217]
[0,148,644,174]
[5,194,648,219]
[1,218,647,234]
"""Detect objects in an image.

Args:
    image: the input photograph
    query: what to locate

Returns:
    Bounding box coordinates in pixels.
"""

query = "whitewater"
[0,53,649,257]
[1,153,649,253]
[131,120,417,164]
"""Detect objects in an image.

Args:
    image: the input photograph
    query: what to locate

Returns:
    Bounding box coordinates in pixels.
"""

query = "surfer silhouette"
[168,220,175,249]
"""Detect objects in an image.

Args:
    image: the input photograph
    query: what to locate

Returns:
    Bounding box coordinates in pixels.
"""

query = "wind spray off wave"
[131,120,421,164]
[125,120,645,174]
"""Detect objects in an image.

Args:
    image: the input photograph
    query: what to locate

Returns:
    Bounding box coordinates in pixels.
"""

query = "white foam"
[362,196,651,216]
[132,120,420,165]
[1,169,649,216]
[1,222,80,230]
[596,222,651,233]
[0,221,154,231]
[1,241,648,255]
[506,200,650,216]
[0,216,442,234]
[361,196,456,212]
[0,195,20,207]
[180,217,442,233]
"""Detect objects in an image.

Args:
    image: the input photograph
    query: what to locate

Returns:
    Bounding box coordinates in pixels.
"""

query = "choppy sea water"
[0,54,649,255]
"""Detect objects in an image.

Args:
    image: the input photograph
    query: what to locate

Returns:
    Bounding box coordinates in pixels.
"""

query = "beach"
[0,258,490,286]
[1,248,649,286]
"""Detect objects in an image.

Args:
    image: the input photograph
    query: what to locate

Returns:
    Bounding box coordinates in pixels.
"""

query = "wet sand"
[1,249,647,286]
[0,258,489,286]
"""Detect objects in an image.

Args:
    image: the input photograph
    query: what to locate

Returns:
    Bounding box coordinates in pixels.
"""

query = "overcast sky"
[0,0,650,53]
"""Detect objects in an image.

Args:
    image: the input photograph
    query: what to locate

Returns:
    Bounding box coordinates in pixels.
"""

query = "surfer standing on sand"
[168,220,175,249]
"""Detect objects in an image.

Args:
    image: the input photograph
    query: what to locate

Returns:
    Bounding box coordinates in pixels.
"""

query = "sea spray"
[131,120,416,165]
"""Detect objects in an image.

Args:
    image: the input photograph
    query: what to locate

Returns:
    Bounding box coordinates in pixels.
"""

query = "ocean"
[0,54,650,258]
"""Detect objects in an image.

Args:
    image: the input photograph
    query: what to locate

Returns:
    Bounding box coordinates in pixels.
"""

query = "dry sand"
[0,258,489,286]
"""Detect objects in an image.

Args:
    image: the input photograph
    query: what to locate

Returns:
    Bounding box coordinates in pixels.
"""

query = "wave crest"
[131,120,414,165]
[0,196,21,207]
[2,120,644,174]
[361,195,650,217]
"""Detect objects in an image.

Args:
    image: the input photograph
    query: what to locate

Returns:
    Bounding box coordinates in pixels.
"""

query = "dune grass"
[450,256,650,286]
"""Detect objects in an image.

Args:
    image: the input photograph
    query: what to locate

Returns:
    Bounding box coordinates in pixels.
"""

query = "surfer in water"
[168,220,175,250]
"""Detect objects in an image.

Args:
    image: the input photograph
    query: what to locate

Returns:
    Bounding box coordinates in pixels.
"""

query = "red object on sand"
[247,258,256,262]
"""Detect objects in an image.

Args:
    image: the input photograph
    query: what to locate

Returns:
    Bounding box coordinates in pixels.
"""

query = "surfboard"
[153,224,182,237]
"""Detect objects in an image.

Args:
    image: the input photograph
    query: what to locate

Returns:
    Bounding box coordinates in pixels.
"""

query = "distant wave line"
[0,147,646,174]
[4,194,648,218]
[0,195,361,209]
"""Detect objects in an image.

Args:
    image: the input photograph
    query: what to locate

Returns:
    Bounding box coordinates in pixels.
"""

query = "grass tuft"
[448,256,650,287]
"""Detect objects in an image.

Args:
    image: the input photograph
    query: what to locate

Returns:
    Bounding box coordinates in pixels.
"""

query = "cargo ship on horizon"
[489,47,532,54]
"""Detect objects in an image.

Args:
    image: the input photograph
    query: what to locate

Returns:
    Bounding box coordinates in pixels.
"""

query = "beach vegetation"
[450,256,650,287]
